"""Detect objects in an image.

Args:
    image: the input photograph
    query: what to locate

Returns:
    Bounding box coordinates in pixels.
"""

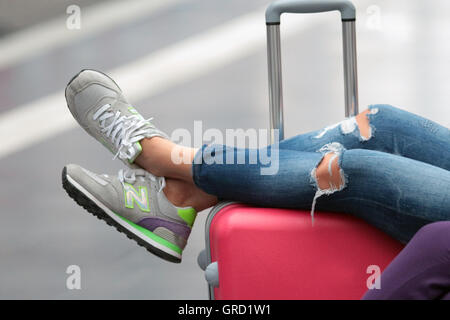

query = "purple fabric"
[137,217,191,240]
[363,221,450,300]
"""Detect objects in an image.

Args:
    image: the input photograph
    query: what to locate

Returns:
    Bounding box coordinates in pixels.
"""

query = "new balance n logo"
[124,184,150,212]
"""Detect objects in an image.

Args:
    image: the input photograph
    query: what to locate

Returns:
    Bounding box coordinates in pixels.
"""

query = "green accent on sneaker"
[128,106,139,115]
[177,207,197,227]
[115,213,182,254]
[128,141,143,164]
[135,141,142,153]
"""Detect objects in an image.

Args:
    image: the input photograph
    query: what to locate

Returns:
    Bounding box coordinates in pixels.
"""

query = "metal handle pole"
[267,24,284,143]
[342,20,359,117]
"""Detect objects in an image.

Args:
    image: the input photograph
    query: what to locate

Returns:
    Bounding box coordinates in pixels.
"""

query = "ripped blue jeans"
[192,105,450,243]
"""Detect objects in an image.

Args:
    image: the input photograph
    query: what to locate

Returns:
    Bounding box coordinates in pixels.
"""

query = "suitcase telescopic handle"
[266,0,356,23]
[265,0,359,143]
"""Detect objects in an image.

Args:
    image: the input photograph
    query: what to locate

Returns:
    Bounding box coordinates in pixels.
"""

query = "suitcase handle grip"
[266,0,359,143]
[266,0,356,24]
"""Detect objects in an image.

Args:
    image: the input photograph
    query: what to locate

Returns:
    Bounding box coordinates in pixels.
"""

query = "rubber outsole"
[61,167,181,263]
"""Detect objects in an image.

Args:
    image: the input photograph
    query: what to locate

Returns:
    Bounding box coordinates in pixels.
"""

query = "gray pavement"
[0,0,449,299]
[0,0,110,36]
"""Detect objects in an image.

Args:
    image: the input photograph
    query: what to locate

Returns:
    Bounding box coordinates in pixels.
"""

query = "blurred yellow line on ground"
[0,9,325,160]
[0,0,185,70]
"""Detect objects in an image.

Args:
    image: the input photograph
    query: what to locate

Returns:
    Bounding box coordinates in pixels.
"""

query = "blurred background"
[0,0,449,299]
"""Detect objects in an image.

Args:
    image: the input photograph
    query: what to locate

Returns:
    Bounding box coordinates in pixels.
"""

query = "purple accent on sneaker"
[137,217,191,240]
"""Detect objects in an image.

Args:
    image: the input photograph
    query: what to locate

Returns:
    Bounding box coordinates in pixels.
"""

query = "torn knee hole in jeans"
[309,142,347,225]
[314,108,378,141]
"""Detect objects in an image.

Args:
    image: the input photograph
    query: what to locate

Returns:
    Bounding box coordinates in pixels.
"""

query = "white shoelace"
[93,104,153,161]
[118,168,166,192]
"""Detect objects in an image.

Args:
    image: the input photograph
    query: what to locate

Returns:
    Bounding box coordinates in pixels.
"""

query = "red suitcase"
[197,0,404,300]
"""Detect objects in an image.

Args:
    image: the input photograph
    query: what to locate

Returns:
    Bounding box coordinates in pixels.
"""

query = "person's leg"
[135,104,450,183]
[135,137,197,182]
[133,108,449,242]
[279,104,450,171]
[362,221,450,300]
[134,135,448,242]
[191,143,449,242]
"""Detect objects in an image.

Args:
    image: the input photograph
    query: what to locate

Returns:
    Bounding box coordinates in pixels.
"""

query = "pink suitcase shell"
[198,202,404,300]
[197,0,404,299]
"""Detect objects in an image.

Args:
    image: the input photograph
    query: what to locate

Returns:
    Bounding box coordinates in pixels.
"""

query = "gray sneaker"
[65,69,168,166]
[62,164,196,263]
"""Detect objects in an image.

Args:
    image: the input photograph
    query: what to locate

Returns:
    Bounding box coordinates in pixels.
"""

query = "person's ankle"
[163,178,218,212]
[163,179,194,208]
[134,137,169,177]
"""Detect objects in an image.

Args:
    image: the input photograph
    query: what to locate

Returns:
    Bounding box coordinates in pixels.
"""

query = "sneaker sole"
[61,167,182,263]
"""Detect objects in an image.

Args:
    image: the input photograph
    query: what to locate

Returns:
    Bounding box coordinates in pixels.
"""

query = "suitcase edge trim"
[204,201,240,300]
